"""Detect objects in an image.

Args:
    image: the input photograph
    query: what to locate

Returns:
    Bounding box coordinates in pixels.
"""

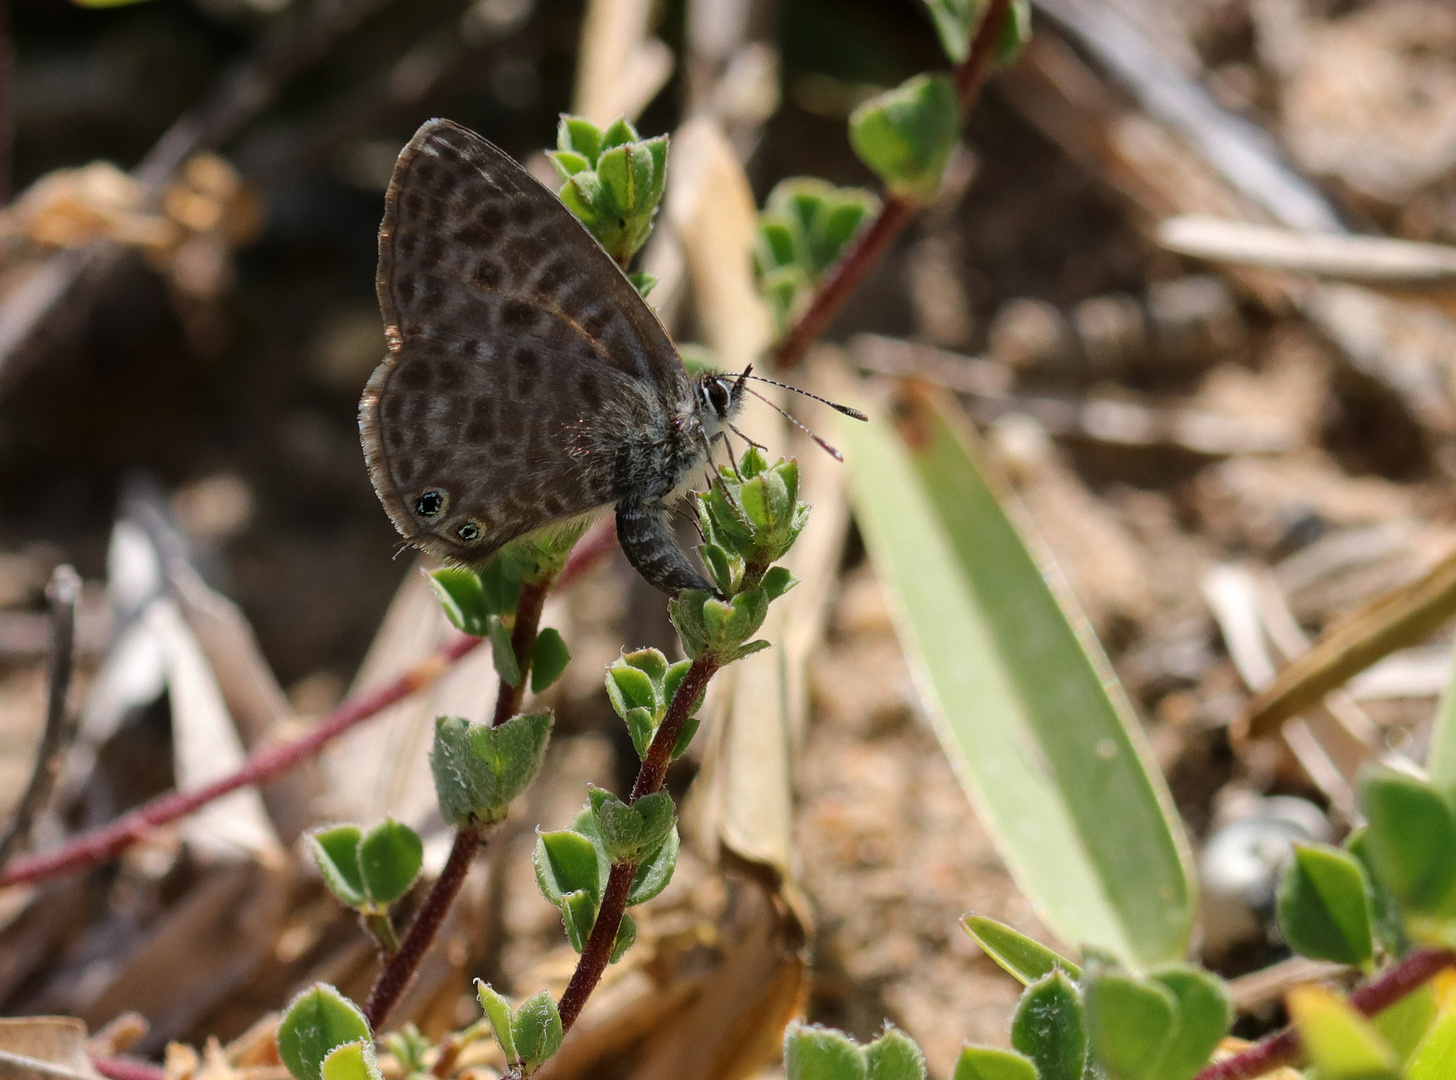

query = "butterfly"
[358,117,762,596]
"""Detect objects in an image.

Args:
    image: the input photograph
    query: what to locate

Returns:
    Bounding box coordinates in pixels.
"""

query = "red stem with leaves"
[361,571,556,1031]
[771,0,1010,370]
[555,655,719,1033]
[1192,947,1456,1080]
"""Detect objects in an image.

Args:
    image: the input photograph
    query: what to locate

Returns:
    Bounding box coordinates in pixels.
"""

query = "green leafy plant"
[547,115,666,280]
[307,819,424,953]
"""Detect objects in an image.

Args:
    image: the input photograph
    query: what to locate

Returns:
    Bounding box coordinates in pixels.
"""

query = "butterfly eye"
[456,521,482,542]
[415,490,446,517]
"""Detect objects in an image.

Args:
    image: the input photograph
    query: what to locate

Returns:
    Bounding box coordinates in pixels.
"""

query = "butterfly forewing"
[360,119,690,564]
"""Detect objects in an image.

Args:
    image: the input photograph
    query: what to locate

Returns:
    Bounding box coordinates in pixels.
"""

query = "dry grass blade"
[1158,215,1456,290]
[1239,546,1456,741]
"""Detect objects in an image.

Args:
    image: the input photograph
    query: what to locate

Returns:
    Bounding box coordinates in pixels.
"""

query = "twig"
[0,565,81,873]
[555,655,719,1033]
[362,560,560,1033]
[0,633,480,888]
[771,0,1009,370]
[0,531,616,890]
[363,821,486,1030]
[492,578,549,725]
[1193,947,1456,1080]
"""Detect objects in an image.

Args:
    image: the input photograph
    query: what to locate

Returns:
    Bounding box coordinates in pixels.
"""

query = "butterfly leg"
[616,497,716,596]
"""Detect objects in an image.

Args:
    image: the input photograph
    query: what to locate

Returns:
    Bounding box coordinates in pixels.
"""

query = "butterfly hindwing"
[360,119,691,564]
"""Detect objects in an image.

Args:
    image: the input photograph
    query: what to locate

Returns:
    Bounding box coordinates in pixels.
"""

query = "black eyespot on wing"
[457,521,482,542]
[416,490,445,517]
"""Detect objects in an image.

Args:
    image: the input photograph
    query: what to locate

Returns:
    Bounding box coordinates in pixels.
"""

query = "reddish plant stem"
[556,656,720,1032]
[363,558,561,1033]
[1193,947,1456,1080]
[0,531,618,891]
[92,1057,167,1080]
[0,633,481,888]
[363,821,486,1030]
[492,577,549,725]
[770,0,1010,371]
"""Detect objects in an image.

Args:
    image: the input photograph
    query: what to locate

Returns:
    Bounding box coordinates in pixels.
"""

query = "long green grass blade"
[844,388,1193,964]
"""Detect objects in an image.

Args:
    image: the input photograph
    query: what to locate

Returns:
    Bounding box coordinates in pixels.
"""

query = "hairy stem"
[556,656,720,1032]
[362,561,559,1033]
[1193,947,1456,1080]
[771,0,1010,370]
[493,577,549,725]
[363,822,486,1030]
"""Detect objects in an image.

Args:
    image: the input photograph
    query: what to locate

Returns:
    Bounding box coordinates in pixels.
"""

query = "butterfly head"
[693,369,747,442]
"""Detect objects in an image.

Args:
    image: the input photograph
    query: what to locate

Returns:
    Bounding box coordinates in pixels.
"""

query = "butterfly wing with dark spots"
[359,118,694,567]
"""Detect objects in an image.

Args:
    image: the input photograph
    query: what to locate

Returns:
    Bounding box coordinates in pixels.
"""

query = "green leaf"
[534,828,607,906]
[663,660,693,710]
[1083,969,1177,1080]
[623,647,669,684]
[428,568,493,637]
[1361,768,1456,916]
[998,0,1033,64]
[1277,844,1375,965]
[627,708,656,759]
[431,712,553,826]
[784,1023,869,1080]
[474,980,516,1064]
[1345,828,1410,955]
[547,149,591,180]
[1372,984,1438,1067]
[845,393,1193,965]
[511,990,563,1069]
[1407,1007,1456,1080]
[488,617,520,688]
[702,543,736,596]
[600,117,639,151]
[610,910,637,962]
[558,115,603,163]
[627,821,680,905]
[307,825,366,908]
[671,716,701,760]
[277,984,371,1080]
[589,787,644,861]
[561,889,597,952]
[1287,985,1401,1080]
[849,74,961,201]
[924,0,979,63]
[609,663,658,714]
[951,1046,1038,1080]
[475,554,526,614]
[1011,972,1086,1080]
[1147,965,1231,1080]
[762,565,800,602]
[358,818,423,907]
[531,628,571,694]
[629,272,657,297]
[319,1042,381,1080]
[962,915,1081,985]
[863,1028,925,1080]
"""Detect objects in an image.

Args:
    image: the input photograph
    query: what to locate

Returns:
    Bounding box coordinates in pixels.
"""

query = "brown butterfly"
[360,119,862,594]
[358,118,756,594]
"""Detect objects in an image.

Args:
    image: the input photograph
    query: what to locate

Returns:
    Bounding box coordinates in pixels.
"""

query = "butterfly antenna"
[743,385,845,462]
[738,372,868,421]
